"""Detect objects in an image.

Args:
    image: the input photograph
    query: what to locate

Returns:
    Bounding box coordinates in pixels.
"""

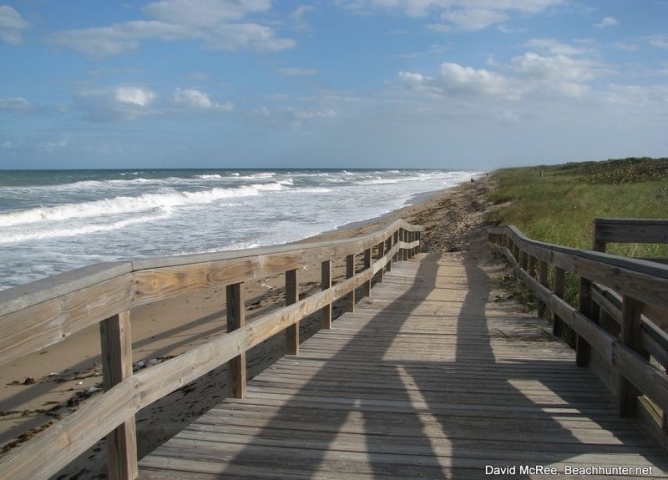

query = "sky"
[0,1,667,170]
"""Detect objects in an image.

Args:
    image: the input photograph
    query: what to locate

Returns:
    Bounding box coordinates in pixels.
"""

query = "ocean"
[0,169,481,291]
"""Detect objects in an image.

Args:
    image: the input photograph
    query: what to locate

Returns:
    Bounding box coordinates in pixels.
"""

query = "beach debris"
[47,372,59,377]
[77,381,83,385]
[148,358,159,366]
[67,383,102,407]
[133,360,147,371]
[1,421,55,455]
[23,377,36,385]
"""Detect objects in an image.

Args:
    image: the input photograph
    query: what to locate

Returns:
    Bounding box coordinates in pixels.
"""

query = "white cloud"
[251,104,337,127]
[524,38,588,56]
[438,63,512,95]
[594,16,619,28]
[0,5,30,45]
[646,34,668,49]
[615,42,639,52]
[291,5,314,21]
[50,0,294,56]
[290,5,314,30]
[511,52,595,83]
[337,0,567,29]
[399,62,515,99]
[614,35,668,53]
[398,47,606,101]
[278,67,319,76]
[440,8,508,31]
[291,108,336,119]
[173,88,234,110]
[174,88,213,108]
[115,87,156,106]
[203,23,295,51]
[75,85,236,121]
[51,21,191,56]
[76,87,157,121]
[604,84,668,107]
[144,0,272,26]
[394,43,450,59]
[0,97,32,110]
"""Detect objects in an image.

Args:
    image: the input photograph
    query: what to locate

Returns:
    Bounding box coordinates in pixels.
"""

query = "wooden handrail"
[488,224,668,427]
[593,218,668,250]
[0,220,423,480]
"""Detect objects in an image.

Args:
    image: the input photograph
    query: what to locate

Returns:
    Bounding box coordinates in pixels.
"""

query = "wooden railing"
[488,220,668,446]
[593,218,668,253]
[0,220,423,480]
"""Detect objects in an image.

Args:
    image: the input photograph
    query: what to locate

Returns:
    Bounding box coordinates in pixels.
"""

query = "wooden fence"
[488,219,668,446]
[0,220,423,480]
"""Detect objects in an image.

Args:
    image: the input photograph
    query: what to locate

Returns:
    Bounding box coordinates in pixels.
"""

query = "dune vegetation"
[486,157,668,344]
[488,157,668,257]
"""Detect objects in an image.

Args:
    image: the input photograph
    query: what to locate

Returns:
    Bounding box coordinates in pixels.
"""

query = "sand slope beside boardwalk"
[0,177,494,479]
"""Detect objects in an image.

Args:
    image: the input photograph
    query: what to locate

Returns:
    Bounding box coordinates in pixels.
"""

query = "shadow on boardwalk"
[140,252,667,479]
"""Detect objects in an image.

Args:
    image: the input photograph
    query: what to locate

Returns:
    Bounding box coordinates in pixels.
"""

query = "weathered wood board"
[140,254,668,479]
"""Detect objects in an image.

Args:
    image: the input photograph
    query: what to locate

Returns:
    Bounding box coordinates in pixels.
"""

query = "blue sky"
[1,1,667,169]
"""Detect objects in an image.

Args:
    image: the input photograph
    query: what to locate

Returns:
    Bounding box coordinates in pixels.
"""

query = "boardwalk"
[139,253,668,479]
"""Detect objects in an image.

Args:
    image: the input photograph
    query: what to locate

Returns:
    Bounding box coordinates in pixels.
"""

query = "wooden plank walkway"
[139,253,668,479]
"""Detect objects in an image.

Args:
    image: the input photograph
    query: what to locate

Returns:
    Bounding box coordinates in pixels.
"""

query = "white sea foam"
[0,169,483,290]
[195,174,223,179]
[0,183,283,227]
[0,211,170,244]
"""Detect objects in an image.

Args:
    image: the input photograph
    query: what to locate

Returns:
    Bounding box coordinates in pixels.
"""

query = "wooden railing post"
[592,219,607,254]
[346,254,355,312]
[363,248,372,297]
[416,230,422,255]
[321,260,332,329]
[397,229,403,261]
[100,311,138,480]
[386,235,393,272]
[538,260,548,319]
[402,230,408,261]
[226,282,246,398]
[393,230,399,262]
[576,277,594,366]
[528,255,537,278]
[377,241,385,283]
[553,267,565,337]
[286,269,299,355]
[404,231,410,259]
[617,295,646,416]
[520,250,529,271]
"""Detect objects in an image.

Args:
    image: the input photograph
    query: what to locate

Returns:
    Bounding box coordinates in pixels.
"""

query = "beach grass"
[487,157,668,344]
[488,157,668,256]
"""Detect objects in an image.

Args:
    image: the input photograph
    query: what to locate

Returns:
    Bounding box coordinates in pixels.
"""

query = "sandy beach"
[0,176,493,479]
